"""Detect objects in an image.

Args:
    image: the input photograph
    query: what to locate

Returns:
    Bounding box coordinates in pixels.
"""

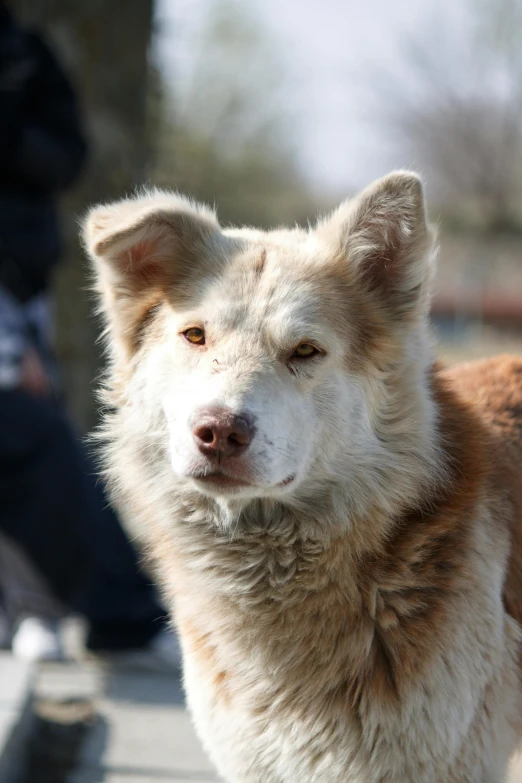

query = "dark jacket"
[0,7,87,302]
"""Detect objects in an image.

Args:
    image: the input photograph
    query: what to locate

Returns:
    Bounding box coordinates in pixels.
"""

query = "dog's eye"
[292,343,318,359]
[183,327,205,345]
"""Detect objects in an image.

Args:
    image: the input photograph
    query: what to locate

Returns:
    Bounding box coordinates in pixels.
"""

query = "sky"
[154,0,475,195]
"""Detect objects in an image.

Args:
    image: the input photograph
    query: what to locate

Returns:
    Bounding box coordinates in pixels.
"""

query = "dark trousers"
[0,389,166,650]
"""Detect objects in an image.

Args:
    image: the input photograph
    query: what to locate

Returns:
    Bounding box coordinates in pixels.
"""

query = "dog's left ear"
[317,171,435,318]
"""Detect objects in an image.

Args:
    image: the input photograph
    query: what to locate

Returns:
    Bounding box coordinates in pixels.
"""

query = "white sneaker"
[88,627,183,674]
[11,616,63,662]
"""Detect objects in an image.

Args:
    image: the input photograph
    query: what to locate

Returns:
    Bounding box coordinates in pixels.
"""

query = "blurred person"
[0,386,181,670]
[0,2,180,669]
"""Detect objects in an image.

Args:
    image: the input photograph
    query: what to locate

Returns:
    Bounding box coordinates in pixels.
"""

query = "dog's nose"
[192,408,255,460]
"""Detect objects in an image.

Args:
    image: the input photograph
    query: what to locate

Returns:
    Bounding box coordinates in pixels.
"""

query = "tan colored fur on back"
[84,173,522,782]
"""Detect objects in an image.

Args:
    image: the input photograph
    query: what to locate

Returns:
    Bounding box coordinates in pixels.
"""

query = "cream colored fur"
[83,172,522,782]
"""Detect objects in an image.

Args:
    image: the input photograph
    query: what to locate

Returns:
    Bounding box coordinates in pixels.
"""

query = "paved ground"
[33,662,218,783]
[0,653,34,783]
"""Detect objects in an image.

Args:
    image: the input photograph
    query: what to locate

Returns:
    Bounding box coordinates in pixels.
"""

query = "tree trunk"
[18,0,153,432]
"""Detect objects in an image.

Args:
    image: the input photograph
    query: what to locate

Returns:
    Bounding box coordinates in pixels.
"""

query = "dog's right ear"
[82,190,222,362]
[83,190,221,295]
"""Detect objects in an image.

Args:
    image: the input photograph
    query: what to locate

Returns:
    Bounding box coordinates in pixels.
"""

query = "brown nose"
[192,408,255,460]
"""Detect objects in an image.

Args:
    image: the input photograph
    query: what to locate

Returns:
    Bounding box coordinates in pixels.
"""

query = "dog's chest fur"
[144,482,519,783]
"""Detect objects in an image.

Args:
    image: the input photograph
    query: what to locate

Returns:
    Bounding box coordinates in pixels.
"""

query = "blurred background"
[16,0,522,434]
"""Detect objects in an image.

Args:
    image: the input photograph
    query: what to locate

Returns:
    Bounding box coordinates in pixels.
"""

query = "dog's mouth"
[189,469,296,492]
[194,472,252,489]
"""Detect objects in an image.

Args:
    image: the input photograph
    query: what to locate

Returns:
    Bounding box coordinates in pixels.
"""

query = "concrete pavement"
[32,661,218,783]
[0,653,34,783]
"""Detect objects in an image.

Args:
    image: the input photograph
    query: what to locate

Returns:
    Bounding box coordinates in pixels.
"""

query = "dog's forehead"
[200,239,325,332]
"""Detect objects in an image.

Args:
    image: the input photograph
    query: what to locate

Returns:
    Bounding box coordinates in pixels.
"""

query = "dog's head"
[84,173,436,515]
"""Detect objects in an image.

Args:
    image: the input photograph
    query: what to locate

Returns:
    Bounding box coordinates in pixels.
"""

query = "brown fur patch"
[441,356,522,649]
[321,367,490,708]
[252,248,267,276]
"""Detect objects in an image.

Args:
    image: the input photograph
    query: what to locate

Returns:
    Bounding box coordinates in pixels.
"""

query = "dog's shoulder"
[441,354,522,444]
[440,355,522,628]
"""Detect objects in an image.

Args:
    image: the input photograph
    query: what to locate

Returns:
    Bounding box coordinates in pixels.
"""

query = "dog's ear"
[83,190,221,294]
[317,171,435,319]
[82,190,222,362]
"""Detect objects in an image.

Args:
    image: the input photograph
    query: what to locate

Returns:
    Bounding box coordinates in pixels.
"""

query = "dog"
[83,172,522,782]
